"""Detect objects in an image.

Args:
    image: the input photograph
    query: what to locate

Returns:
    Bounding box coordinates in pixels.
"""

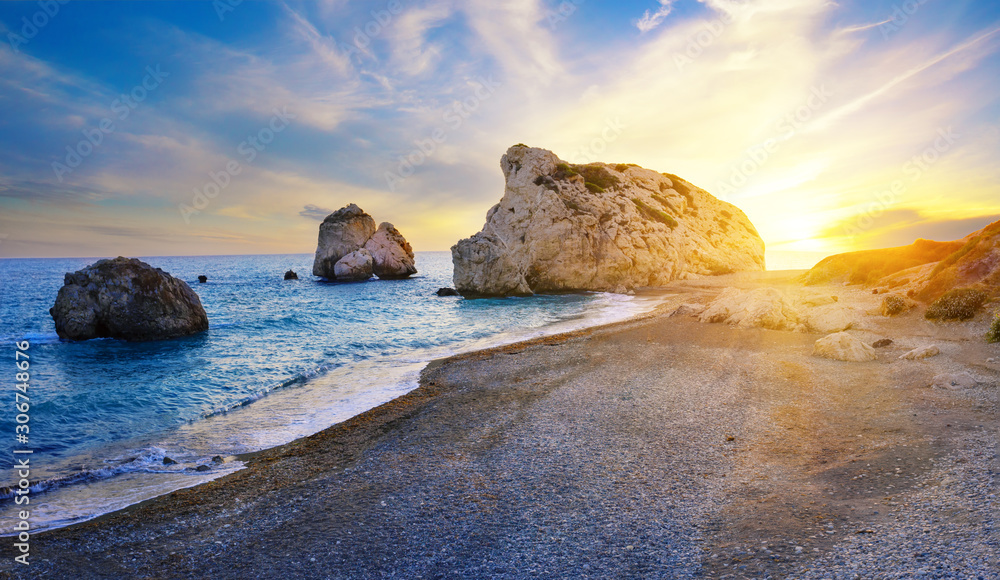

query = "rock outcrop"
[812,332,877,362]
[698,287,855,333]
[899,345,940,360]
[284,270,298,280]
[50,257,209,341]
[364,222,416,279]
[312,204,416,281]
[313,204,377,278]
[334,249,374,281]
[451,145,765,297]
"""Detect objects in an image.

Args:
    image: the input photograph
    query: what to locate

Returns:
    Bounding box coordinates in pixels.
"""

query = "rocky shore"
[2,272,997,579]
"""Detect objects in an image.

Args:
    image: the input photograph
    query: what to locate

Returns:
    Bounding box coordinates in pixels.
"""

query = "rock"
[670,303,705,317]
[49,257,209,342]
[700,287,800,330]
[898,345,940,360]
[800,294,838,307]
[451,145,765,297]
[698,287,855,332]
[931,372,977,390]
[364,222,416,279]
[872,338,894,348]
[284,270,298,280]
[211,455,224,464]
[195,465,211,472]
[312,204,377,279]
[436,287,460,297]
[197,275,207,284]
[333,249,374,281]
[812,332,877,362]
[162,457,177,465]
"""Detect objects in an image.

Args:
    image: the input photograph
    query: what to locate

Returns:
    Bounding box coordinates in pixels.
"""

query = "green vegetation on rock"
[987,311,1000,343]
[632,198,678,228]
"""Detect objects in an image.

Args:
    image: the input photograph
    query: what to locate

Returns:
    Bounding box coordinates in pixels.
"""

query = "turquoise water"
[0,252,659,533]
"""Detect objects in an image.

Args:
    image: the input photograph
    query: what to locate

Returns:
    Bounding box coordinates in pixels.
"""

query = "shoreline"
[2,272,996,578]
[0,287,678,538]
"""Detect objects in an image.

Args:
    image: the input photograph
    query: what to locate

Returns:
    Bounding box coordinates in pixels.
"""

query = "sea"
[0,252,664,534]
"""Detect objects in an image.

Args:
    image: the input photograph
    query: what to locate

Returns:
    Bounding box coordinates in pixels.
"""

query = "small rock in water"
[899,345,940,360]
[211,455,224,464]
[195,465,211,472]
[284,270,298,280]
[931,372,977,390]
[872,338,894,348]
[436,287,460,297]
[198,275,208,283]
[163,457,178,465]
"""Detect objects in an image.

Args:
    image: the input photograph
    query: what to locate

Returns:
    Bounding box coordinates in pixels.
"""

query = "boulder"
[284,270,299,280]
[436,287,460,296]
[334,249,374,281]
[899,345,940,360]
[812,332,877,362]
[451,145,765,297]
[364,222,416,279]
[872,338,894,348]
[931,372,977,390]
[312,204,377,279]
[670,303,705,317]
[49,257,209,341]
[197,275,207,284]
[698,287,856,333]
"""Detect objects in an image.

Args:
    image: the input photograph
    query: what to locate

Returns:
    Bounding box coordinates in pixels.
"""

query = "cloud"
[636,1,675,33]
[299,204,334,220]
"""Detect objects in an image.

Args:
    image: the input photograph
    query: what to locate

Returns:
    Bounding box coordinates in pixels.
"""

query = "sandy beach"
[2,272,997,579]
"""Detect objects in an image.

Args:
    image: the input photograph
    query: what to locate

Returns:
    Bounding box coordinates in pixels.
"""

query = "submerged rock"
[451,145,765,297]
[812,332,877,362]
[334,249,374,281]
[197,275,208,284]
[313,204,377,279]
[49,257,209,342]
[284,270,299,280]
[364,222,416,279]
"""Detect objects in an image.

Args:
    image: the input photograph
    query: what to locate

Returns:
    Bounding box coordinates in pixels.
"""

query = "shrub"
[614,163,630,172]
[880,295,908,316]
[925,288,988,321]
[576,164,620,191]
[987,311,1000,343]
[584,182,605,193]
[514,143,528,148]
[632,198,678,228]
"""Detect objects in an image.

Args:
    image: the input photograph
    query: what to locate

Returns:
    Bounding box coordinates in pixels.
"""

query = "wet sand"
[1,272,997,579]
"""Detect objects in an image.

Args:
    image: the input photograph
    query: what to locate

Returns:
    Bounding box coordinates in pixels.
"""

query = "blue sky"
[1,0,999,259]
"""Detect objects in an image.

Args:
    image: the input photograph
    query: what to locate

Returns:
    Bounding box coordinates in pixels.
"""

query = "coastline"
[2,273,997,578]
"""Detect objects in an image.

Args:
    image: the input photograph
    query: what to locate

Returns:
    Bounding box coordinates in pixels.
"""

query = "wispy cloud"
[636,1,675,33]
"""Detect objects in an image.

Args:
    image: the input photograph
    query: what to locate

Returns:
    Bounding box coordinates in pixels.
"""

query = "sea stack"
[49,257,209,341]
[451,144,766,297]
[312,204,416,281]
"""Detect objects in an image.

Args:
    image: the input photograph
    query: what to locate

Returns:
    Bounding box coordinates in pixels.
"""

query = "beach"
[2,272,997,579]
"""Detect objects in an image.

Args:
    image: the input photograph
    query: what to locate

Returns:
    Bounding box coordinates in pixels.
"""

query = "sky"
[0,0,999,263]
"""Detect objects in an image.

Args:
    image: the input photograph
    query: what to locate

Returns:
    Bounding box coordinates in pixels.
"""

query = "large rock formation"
[312,204,377,278]
[50,257,209,341]
[312,205,416,281]
[804,219,1000,303]
[334,249,374,281]
[364,222,416,279]
[451,145,765,296]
